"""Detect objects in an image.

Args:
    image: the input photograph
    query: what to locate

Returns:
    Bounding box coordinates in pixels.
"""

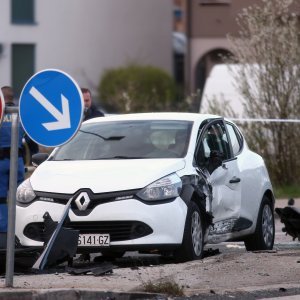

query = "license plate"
[78,234,110,247]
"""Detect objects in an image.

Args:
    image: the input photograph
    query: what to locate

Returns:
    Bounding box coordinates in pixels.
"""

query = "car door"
[194,119,242,225]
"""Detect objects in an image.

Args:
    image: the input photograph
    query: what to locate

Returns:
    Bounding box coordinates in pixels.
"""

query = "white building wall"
[190,37,230,92]
[0,0,172,96]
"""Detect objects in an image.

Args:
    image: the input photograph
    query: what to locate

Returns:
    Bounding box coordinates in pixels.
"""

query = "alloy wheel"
[191,211,203,256]
[262,204,274,248]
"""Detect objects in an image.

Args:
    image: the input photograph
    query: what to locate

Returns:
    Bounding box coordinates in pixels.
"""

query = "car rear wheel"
[175,201,204,262]
[244,196,275,251]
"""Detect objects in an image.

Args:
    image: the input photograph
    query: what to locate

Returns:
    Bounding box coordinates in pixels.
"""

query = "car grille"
[34,189,140,216]
[23,220,153,243]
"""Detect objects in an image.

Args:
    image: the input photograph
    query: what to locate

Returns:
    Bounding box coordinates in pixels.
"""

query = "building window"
[12,44,35,97]
[11,0,34,24]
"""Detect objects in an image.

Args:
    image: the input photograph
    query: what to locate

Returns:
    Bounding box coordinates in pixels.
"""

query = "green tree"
[227,0,300,185]
[98,65,185,113]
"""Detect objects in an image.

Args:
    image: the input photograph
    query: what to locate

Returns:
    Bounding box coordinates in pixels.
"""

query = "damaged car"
[15,113,275,262]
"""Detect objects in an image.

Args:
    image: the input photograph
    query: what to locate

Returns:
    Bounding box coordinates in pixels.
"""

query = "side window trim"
[219,119,233,159]
[223,157,237,163]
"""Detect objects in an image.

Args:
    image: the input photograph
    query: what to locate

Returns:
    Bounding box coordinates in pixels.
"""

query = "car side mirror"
[32,153,49,167]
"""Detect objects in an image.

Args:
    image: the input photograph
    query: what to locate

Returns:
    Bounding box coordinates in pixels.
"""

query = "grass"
[142,280,184,297]
[273,184,300,199]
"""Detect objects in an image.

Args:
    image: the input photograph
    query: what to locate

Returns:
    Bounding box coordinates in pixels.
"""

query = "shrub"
[142,280,184,297]
[98,65,183,113]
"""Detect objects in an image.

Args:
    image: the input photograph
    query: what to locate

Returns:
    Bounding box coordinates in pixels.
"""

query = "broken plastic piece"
[32,197,79,270]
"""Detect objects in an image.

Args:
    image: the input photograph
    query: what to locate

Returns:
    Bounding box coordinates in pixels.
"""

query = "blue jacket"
[0,111,24,149]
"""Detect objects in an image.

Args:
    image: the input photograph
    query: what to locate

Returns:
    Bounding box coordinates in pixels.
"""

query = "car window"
[195,121,231,172]
[204,123,231,159]
[226,123,242,156]
[52,120,193,160]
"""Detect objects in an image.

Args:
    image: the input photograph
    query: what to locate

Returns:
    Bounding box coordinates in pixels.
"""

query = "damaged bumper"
[16,197,188,249]
[207,217,253,243]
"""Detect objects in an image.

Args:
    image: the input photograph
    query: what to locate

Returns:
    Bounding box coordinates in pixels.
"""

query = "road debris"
[66,261,114,276]
[275,206,300,241]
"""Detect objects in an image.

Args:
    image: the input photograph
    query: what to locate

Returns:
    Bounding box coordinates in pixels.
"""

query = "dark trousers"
[0,157,25,232]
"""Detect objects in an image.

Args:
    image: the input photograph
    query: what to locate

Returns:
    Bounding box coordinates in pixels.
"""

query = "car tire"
[174,201,204,262]
[244,196,275,251]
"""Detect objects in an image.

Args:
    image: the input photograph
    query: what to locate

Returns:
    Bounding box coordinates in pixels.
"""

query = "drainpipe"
[185,0,192,96]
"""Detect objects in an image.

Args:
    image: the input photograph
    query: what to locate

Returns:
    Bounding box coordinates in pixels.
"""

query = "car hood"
[30,159,186,194]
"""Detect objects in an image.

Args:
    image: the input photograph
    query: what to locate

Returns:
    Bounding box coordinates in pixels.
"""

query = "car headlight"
[137,173,182,201]
[16,178,36,204]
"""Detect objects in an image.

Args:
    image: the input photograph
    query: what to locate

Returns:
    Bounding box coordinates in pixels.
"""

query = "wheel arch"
[191,192,212,230]
[252,189,275,232]
[244,189,275,251]
[180,175,213,229]
[263,189,275,209]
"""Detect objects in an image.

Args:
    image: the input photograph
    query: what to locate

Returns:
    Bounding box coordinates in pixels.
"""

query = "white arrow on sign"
[29,86,71,131]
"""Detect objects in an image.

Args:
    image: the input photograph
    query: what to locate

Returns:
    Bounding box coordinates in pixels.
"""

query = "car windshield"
[51,120,193,160]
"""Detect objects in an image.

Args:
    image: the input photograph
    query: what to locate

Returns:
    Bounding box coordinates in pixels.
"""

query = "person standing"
[81,88,104,121]
[0,86,38,236]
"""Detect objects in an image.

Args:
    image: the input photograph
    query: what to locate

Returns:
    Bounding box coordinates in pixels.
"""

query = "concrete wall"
[0,0,173,96]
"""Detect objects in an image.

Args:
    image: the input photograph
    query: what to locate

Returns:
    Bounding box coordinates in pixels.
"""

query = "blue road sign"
[19,69,84,147]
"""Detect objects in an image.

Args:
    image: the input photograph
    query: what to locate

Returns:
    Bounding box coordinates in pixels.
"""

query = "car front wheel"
[175,201,204,262]
[244,196,275,251]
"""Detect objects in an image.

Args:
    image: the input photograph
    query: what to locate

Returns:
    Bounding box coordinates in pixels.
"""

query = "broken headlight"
[16,178,36,204]
[137,173,182,201]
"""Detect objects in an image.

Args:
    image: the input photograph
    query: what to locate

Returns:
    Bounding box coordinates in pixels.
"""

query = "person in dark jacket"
[81,88,104,121]
[0,86,38,234]
[0,86,25,234]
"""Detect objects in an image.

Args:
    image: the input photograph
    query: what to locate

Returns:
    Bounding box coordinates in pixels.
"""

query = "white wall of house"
[190,37,230,92]
[0,0,173,97]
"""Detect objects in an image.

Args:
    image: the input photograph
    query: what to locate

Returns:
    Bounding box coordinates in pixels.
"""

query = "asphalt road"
[0,199,300,299]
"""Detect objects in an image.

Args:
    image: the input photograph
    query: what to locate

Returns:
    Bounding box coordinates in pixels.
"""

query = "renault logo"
[75,192,90,211]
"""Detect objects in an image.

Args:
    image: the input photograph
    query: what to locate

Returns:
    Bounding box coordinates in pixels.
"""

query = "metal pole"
[185,0,192,96]
[5,107,20,287]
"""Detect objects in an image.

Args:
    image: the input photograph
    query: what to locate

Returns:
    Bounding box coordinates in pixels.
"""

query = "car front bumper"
[16,197,188,249]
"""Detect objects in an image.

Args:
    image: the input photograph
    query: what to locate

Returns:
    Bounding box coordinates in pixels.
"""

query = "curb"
[0,289,166,300]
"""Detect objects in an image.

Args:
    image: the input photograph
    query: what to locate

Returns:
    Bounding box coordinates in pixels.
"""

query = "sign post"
[4,69,83,287]
[0,89,5,127]
[5,106,20,287]
[1,86,20,287]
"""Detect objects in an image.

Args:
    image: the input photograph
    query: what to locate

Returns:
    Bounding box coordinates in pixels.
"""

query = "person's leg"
[0,159,9,232]
[0,157,25,233]
[0,205,8,232]
[17,157,25,186]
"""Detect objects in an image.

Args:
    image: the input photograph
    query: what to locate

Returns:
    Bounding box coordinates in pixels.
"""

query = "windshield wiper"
[79,130,124,141]
[92,156,147,160]
[112,156,147,159]
[55,158,75,161]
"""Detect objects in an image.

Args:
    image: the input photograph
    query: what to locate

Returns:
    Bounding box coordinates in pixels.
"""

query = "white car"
[16,113,275,261]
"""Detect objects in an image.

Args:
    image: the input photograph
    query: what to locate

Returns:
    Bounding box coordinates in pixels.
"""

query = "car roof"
[83,112,221,124]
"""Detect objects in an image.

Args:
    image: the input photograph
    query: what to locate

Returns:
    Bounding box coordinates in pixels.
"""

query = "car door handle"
[229,176,241,184]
